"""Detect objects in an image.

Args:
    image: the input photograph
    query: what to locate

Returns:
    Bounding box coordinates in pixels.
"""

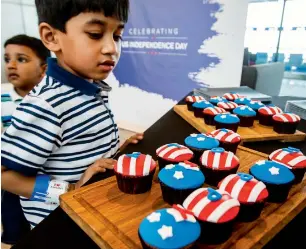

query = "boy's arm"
[1,166,35,198]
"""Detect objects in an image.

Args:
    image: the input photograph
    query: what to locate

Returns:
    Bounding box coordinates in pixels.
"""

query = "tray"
[60,146,306,249]
[174,105,306,143]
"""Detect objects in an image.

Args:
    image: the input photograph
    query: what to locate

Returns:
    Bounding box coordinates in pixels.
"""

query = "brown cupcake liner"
[193,107,205,118]
[218,141,240,154]
[237,115,256,127]
[115,169,155,194]
[199,165,239,186]
[203,114,216,126]
[273,120,299,134]
[215,121,239,132]
[186,102,194,111]
[258,113,273,126]
[237,201,266,222]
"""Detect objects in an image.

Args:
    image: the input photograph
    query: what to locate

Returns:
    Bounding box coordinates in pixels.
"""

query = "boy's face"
[54,13,124,81]
[4,45,45,91]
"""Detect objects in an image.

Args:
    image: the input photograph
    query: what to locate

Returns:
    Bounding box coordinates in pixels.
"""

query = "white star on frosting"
[240,98,245,101]
[240,106,246,110]
[147,212,161,223]
[269,166,280,175]
[197,137,205,141]
[165,164,175,170]
[173,171,184,180]
[256,160,265,166]
[158,225,173,240]
[220,115,227,119]
[190,133,197,137]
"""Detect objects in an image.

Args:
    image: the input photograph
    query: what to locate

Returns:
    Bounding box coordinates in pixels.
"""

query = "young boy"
[1,34,50,244]
[1,0,142,228]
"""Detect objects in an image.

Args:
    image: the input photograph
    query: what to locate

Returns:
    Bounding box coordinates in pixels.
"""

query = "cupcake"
[209,128,241,154]
[183,187,240,244]
[217,101,239,113]
[272,113,301,134]
[184,133,219,163]
[185,95,205,111]
[199,147,240,186]
[138,205,201,249]
[218,173,268,222]
[269,147,306,184]
[114,152,157,194]
[223,92,241,101]
[156,143,194,170]
[246,101,265,119]
[250,160,295,202]
[233,105,256,127]
[234,97,251,106]
[192,100,214,118]
[214,113,240,132]
[158,161,205,205]
[258,105,283,126]
[203,106,227,126]
[209,96,228,106]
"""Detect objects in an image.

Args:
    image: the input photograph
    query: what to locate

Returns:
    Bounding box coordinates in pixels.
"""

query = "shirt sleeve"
[1,95,62,176]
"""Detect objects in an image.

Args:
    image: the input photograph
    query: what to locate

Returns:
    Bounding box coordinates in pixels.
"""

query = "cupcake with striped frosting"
[223,92,242,101]
[156,143,194,170]
[158,161,205,205]
[233,105,256,127]
[218,173,268,221]
[138,205,201,249]
[217,101,238,113]
[269,147,306,184]
[199,147,240,186]
[209,129,241,154]
[250,160,295,202]
[183,187,240,244]
[258,105,283,126]
[209,96,228,106]
[192,100,214,118]
[185,95,205,111]
[203,106,227,126]
[272,113,301,134]
[114,152,157,194]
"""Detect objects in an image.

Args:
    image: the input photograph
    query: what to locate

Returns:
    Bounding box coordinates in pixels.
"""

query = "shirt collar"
[46,58,110,96]
[3,84,23,102]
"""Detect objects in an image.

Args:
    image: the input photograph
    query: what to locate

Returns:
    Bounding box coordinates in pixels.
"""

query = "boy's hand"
[127,133,144,144]
[74,158,116,190]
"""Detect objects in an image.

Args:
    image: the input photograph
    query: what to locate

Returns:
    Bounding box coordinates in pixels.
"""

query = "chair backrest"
[272,53,285,62]
[256,52,268,64]
[288,54,303,66]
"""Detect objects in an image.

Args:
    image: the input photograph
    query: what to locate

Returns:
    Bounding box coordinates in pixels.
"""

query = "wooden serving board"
[60,146,306,249]
[173,105,306,143]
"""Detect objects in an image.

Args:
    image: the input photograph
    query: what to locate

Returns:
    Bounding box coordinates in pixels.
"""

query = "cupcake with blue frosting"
[183,188,240,244]
[200,147,240,186]
[184,133,219,163]
[214,113,240,132]
[250,160,295,202]
[218,173,268,222]
[139,205,201,249]
[209,96,228,106]
[158,161,205,205]
[233,105,256,127]
[246,101,265,119]
[234,97,251,106]
[192,100,214,118]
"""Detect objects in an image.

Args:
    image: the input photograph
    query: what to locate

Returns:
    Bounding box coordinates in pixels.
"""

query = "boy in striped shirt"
[1,0,142,228]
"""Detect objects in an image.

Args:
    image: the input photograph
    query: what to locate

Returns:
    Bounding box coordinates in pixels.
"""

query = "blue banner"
[114,0,222,101]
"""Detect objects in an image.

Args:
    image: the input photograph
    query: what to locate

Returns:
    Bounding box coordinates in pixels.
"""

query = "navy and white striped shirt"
[1,58,119,227]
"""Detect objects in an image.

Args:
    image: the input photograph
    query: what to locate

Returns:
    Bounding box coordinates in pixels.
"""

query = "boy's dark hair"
[4,34,50,64]
[35,0,129,32]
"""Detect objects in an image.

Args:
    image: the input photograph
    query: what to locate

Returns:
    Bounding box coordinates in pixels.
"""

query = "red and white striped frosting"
[183,188,240,223]
[209,129,241,143]
[272,113,301,123]
[269,148,306,169]
[114,153,156,176]
[217,101,238,110]
[203,107,227,115]
[223,93,241,101]
[185,96,205,103]
[200,148,239,170]
[218,174,268,203]
[156,143,194,162]
[258,106,282,116]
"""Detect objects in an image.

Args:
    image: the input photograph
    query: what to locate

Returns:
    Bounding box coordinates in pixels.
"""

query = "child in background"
[1,34,50,244]
[1,0,143,229]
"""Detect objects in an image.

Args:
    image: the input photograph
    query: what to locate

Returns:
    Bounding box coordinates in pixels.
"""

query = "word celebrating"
[122,41,188,50]
[128,28,179,36]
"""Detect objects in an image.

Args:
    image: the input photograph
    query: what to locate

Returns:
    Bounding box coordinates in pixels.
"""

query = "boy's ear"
[41,63,48,75]
[39,22,61,52]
